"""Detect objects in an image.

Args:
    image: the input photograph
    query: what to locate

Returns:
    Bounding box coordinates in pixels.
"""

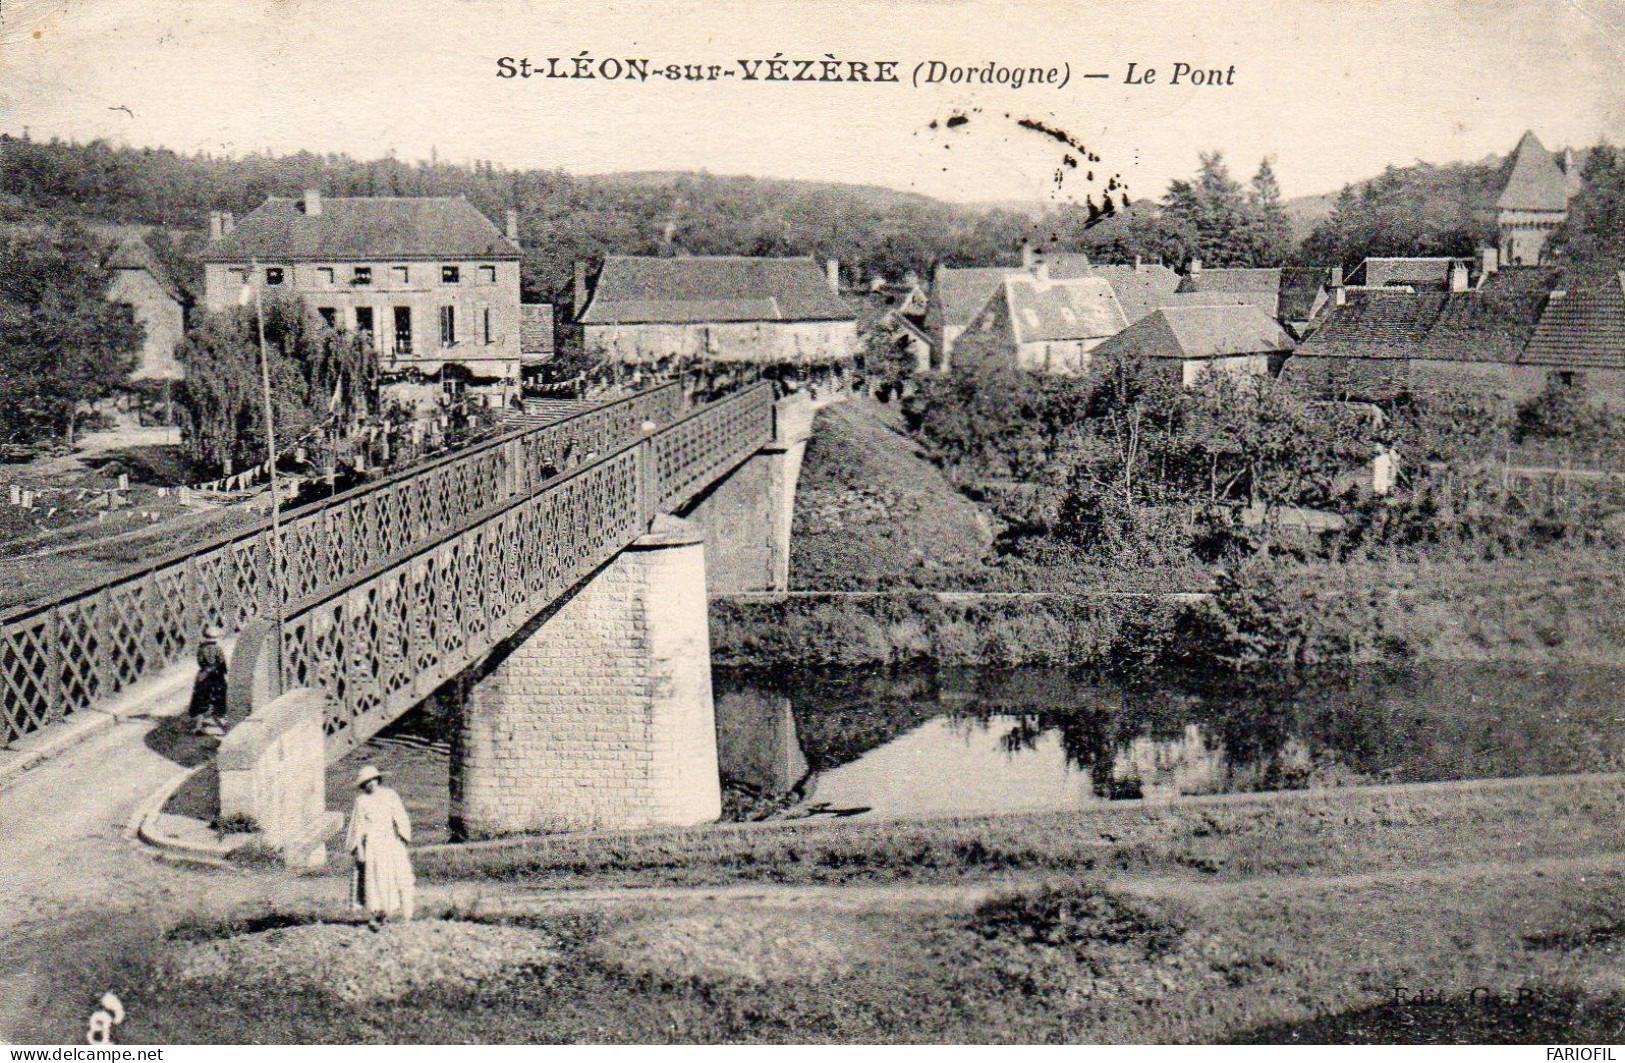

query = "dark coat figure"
[189,625,229,730]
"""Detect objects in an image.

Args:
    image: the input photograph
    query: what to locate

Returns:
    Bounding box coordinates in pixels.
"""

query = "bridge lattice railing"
[1,383,689,746]
[282,381,775,754]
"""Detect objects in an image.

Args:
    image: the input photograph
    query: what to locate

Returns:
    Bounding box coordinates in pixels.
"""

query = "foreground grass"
[113,862,1625,1044]
[415,774,1625,889]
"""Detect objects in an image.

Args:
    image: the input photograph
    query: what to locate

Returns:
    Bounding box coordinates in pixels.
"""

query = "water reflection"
[715,691,809,795]
[715,663,1625,820]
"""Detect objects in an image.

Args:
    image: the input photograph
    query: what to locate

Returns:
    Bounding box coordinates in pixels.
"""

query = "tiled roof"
[108,235,185,305]
[1295,288,1546,364]
[202,195,520,263]
[520,303,554,357]
[1003,275,1127,344]
[1177,268,1282,316]
[1030,251,1095,278]
[1495,131,1576,213]
[933,266,1013,332]
[579,255,853,324]
[1093,304,1294,362]
[1479,265,1566,297]
[1522,274,1625,369]
[1178,267,1282,294]
[1087,264,1184,323]
[1278,267,1334,322]
[1348,257,1464,289]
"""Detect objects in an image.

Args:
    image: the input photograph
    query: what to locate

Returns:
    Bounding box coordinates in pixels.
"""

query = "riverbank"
[414,772,1625,889]
[715,548,1625,670]
[99,774,1625,1043]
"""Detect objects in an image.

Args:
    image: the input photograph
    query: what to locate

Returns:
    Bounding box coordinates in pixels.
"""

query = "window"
[479,265,497,284]
[482,307,493,345]
[439,305,457,347]
[442,265,461,284]
[228,267,247,285]
[352,266,373,286]
[392,266,410,284]
[354,307,374,337]
[394,307,412,354]
[317,307,337,328]
[265,267,284,286]
[317,267,335,285]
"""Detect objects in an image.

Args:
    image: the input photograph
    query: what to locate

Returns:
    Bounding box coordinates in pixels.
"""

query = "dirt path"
[0,707,333,1042]
[430,849,1625,919]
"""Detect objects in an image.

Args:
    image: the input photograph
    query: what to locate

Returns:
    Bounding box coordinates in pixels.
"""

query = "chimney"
[209,211,223,241]
[574,261,589,316]
[1021,242,1036,270]
[221,211,235,235]
[1188,257,1202,279]
[302,188,322,216]
[1329,266,1346,307]
[1034,261,1051,284]
[505,209,519,244]
[1449,259,1469,293]
[1133,254,1143,271]
[1562,147,1576,174]
[826,258,841,295]
[1480,246,1499,278]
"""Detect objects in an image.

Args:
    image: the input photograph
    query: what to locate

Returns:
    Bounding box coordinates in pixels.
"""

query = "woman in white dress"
[345,765,415,926]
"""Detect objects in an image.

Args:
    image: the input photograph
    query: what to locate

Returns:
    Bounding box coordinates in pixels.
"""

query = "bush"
[972,882,1186,961]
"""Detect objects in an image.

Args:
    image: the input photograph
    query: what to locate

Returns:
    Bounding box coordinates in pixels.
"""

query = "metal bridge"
[2,381,776,755]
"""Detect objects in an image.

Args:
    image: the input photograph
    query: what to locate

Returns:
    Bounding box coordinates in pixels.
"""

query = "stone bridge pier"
[448,394,814,839]
[681,391,815,595]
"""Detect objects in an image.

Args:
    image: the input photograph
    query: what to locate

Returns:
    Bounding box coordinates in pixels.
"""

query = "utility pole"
[249,261,286,682]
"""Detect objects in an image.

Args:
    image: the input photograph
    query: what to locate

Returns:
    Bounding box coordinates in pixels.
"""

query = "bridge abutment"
[449,515,721,839]
[683,393,815,594]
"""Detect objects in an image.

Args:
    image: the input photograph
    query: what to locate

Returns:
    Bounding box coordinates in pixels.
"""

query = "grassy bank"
[711,590,1200,669]
[789,397,992,589]
[413,774,1625,890]
[716,547,1625,670]
[109,839,1625,1043]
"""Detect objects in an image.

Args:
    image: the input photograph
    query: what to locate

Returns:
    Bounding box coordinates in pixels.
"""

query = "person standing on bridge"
[346,765,416,928]
[188,624,229,736]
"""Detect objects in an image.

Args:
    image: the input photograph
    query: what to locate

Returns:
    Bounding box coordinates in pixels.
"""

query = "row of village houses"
[105,131,1622,411]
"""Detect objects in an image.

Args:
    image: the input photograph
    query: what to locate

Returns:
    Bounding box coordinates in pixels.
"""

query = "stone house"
[1486,131,1584,267]
[1284,287,1550,405]
[1089,304,1295,386]
[201,190,524,407]
[922,265,1013,371]
[107,235,187,382]
[575,255,858,365]
[953,266,1128,376]
[1519,272,1625,407]
[923,252,1180,371]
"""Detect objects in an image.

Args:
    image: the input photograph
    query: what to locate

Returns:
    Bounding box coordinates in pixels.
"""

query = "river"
[337,661,1625,840]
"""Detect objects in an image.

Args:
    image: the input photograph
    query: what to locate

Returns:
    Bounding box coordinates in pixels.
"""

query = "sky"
[2,0,1624,208]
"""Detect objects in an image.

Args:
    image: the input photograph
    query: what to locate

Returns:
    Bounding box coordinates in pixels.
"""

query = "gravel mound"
[595,911,868,984]
[177,920,556,1004]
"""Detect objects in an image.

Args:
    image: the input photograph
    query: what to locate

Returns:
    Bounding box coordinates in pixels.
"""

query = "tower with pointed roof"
[1491,131,1584,267]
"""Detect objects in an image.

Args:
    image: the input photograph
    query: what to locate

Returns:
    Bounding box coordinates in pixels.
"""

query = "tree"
[1547,142,1625,283]
[1162,152,1256,265]
[1242,159,1294,265]
[174,297,377,474]
[1296,161,1499,269]
[0,224,143,445]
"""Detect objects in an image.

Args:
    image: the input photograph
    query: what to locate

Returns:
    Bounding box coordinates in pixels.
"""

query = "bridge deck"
[2,382,773,751]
